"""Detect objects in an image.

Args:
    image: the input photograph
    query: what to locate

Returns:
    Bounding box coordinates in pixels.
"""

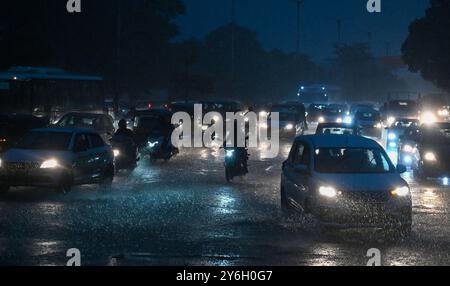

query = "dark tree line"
[0,0,185,94]
[402,0,450,92]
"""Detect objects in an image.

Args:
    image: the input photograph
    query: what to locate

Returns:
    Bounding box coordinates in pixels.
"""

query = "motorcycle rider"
[112,119,137,166]
[225,119,249,174]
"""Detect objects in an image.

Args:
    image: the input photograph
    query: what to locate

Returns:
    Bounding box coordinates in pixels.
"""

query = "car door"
[72,133,94,184]
[87,133,110,179]
[283,141,311,209]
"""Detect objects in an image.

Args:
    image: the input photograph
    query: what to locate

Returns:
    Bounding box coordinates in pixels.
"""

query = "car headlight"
[387,117,396,126]
[438,109,449,117]
[391,186,410,197]
[424,152,437,162]
[403,145,414,153]
[336,118,343,123]
[40,159,59,169]
[344,116,352,124]
[113,149,120,157]
[421,112,437,125]
[374,123,382,129]
[226,150,235,158]
[388,133,397,141]
[285,124,294,130]
[318,117,325,123]
[148,141,159,148]
[319,186,339,198]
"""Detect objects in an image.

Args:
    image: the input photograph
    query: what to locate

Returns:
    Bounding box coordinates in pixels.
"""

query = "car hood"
[2,149,72,163]
[313,172,406,192]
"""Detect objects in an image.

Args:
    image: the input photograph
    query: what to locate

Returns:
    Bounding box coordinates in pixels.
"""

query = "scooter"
[143,135,179,162]
[111,135,138,172]
[224,148,249,182]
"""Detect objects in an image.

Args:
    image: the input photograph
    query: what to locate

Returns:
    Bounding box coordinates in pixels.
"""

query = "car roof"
[295,135,381,149]
[32,127,97,134]
[318,123,356,128]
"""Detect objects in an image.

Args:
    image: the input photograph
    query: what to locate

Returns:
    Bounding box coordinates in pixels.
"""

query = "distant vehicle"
[385,118,420,152]
[297,85,338,103]
[224,147,249,182]
[271,102,307,130]
[110,135,138,172]
[0,128,115,194]
[142,132,179,162]
[281,135,411,235]
[0,114,49,153]
[318,104,346,124]
[132,109,173,147]
[315,122,361,136]
[382,100,419,126]
[352,108,383,138]
[350,103,377,115]
[54,112,115,142]
[270,109,304,137]
[398,122,450,181]
[307,103,328,123]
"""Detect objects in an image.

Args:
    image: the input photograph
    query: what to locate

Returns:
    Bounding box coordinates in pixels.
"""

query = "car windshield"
[57,114,100,129]
[277,112,299,122]
[16,131,72,151]
[315,147,394,174]
[356,111,380,121]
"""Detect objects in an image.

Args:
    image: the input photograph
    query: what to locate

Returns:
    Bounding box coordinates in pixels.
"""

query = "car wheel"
[101,164,115,188]
[56,173,73,194]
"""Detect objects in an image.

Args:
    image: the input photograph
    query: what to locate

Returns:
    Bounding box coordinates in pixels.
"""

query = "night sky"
[177,0,430,60]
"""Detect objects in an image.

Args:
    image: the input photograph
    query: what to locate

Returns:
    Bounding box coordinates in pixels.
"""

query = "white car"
[281,134,412,235]
[0,128,115,193]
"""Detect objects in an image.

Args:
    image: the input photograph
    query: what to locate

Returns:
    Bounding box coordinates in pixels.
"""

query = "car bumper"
[0,168,65,187]
[313,197,412,229]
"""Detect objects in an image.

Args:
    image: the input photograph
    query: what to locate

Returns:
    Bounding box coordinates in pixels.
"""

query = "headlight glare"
[40,159,59,169]
[319,186,338,198]
[391,186,410,197]
[424,152,437,162]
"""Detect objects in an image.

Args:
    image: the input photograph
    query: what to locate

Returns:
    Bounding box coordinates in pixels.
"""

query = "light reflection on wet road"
[0,129,449,266]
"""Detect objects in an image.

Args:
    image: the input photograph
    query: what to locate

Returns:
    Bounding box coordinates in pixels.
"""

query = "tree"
[332,44,405,101]
[0,0,186,92]
[402,0,450,91]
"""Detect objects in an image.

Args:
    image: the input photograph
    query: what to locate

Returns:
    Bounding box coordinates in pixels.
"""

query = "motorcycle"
[224,148,249,182]
[111,135,138,172]
[142,135,179,162]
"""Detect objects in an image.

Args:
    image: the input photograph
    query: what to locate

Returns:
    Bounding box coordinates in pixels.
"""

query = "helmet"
[118,119,127,129]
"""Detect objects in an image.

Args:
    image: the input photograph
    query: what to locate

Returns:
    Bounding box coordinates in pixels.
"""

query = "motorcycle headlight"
[387,117,396,126]
[226,150,235,158]
[113,149,120,157]
[403,145,414,153]
[285,124,294,130]
[319,186,339,198]
[318,117,325,123]
[148,141,159,148]
[424,152,437,162]
[421,112,437,125]
[40,159,60,169]
[391,186,410,197]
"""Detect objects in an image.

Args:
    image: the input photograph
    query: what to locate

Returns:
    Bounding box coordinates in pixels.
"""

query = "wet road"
[0,128,449,266]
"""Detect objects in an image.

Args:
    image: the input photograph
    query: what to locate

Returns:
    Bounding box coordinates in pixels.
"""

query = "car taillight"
[148,103,153,109]
[0,138,7,143]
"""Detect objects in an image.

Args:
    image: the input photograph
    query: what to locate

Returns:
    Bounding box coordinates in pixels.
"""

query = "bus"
[0,66,105,121]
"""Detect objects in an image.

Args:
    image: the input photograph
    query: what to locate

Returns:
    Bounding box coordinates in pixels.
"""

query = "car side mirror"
[294,164,310,175]
[397,164,407,174]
